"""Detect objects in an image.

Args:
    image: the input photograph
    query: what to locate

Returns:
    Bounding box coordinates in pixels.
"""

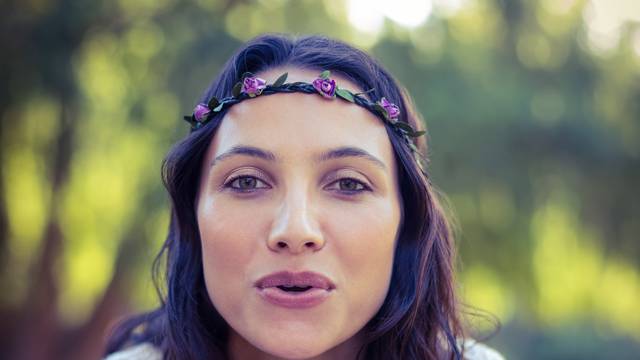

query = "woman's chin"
[263,346,325,360]
[251,335,330,360]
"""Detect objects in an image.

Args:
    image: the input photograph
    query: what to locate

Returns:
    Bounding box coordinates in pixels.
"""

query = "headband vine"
[184,70,428,173]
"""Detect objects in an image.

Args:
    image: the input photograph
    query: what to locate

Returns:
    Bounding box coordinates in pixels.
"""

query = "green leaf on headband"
[232,82,242,97]
[408,130,426,137]
[394,121,415,133]
[408,142,420,153]
[213,102,224,112]
[241,72,254,80]
[354,88,376,96]
[373,104,388,117]
[320,70,331,79]
[273,72,288,87]
[208,97,220,109]
[186,116,199,127]
[336,88,355,102]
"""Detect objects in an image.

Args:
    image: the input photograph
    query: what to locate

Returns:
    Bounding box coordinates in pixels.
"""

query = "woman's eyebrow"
[211,145,387,171]
[315,146,387,171]
[211,145,276,167]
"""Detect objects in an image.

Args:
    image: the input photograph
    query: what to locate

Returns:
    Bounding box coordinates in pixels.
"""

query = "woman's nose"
[266,190,325,254]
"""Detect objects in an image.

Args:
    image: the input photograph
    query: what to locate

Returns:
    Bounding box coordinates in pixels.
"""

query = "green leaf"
[241,72,254,80]
[232,82,242,97]
[213,102,224,112]
[208,97,220,109]
[395,122,415,133]
[335,88,355,102]
[320,70,330,79]
[272,72,288,87]
[408,130,426,137]
[354,88,375,96]
[373,104,388,117]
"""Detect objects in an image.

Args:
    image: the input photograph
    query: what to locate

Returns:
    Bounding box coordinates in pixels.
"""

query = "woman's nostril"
[305,242,315,248]
[277,241,287,248]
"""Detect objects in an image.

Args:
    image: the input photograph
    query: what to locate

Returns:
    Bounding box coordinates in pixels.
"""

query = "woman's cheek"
[200,203,257,319]
[200,200,260,275]
[328,199,397,253]
[327,201,396,291]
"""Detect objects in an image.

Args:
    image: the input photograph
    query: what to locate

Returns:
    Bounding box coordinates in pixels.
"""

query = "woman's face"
[196,68,402,359]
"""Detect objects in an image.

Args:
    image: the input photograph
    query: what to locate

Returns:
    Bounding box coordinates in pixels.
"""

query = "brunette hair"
[105,33,466,359]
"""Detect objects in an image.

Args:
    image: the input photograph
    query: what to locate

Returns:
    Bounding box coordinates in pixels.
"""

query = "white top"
[460,339,505,360]
[104,339,504,360]
[104,343,162,360]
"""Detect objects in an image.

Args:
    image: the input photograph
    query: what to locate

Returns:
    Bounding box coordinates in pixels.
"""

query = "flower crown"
[184,70,427,172]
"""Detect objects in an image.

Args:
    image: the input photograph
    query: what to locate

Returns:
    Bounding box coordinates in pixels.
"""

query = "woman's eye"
[327,178,370,194]
[225,175,269,192]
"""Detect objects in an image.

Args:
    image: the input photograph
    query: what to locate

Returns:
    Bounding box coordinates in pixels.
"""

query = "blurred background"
[1,0,639,359]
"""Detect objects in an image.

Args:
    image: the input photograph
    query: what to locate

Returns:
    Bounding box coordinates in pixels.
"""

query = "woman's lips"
[257,287,332,309]
[254,271,335,309]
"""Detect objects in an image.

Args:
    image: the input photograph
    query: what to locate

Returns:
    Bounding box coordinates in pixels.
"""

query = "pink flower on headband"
[194,103,211,122]
[378,97,400,120]
[242,76,267,97]
[313,78,337,98]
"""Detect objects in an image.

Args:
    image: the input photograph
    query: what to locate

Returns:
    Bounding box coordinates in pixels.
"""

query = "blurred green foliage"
[1,0,638,359]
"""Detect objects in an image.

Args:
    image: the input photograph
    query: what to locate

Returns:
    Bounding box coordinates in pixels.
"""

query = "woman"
[104,33,503,360]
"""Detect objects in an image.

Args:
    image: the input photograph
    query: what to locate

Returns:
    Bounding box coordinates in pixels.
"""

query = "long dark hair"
[105,33,465,359]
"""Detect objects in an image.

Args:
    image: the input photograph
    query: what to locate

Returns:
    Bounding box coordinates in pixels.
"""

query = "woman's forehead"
[209,82,395,167]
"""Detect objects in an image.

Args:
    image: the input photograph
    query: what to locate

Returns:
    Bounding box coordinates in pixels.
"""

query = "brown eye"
[339,178,363,191]
[226,175,269,192]
[326,177,370,194]
[237,177,256,189]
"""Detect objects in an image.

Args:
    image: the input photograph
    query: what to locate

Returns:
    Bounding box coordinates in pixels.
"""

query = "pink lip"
[254,271,335,309]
